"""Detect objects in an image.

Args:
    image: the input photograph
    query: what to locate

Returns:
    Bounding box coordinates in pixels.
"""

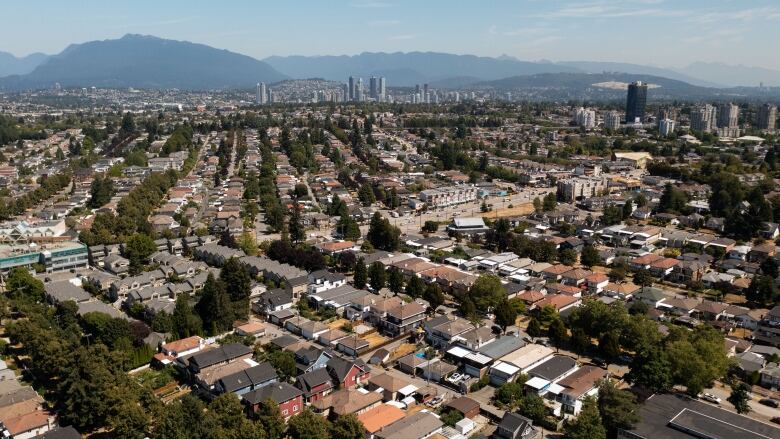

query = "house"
[214,362,278,396]
[554,365,608,415]
[337,335,371,357]
[358,404,407,439]
[533,294,581,313]
[426,317,474,348]
[327,356,370,389]
[445,396,481,419]
[374,411,444,439]
[368,373,411,402]
[493,412,540,439]
[296,368,334,403]
[103,253,130,275]
[382,301,426,336]
[243,382,304,421]
[490,344,554,385]
[311,388,382,418]
[153,336,206,365]
[254,289,293,314]
[561,268,592,287]
[760,362,780,389]
[585,273,609,294]
[634,287,671,308]
[648,258,679,278]
[182,343,253,375]
[308,269,347,295]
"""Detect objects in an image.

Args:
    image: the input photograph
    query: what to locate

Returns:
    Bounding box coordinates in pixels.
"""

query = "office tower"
[378,77,386,102]
[348,76,355,101]
[604,111,621,130]
[757,104,777,131]
[659,119,675,136]
[342,83,350,102]
[717,102,739,128]
[625,81,648,123]
[267,87,273,104]
[574,107,596,128]
[369,76,378,100]
[454,92,460,103]
[691,104,717,133]
[256,83,262,104]
[423,83,429,103]
[256,82,267,104]
[356,77,364,101]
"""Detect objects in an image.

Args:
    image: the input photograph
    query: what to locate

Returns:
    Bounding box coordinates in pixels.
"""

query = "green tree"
[563,397,606,439]
[6,267,45,301]
[495,299,518,332]
[495,381,526,409]
[257,399,286,439]
[527,317,542,337]
[597,379,640,435]
[599,331,622,360]
[422,220,439,233]
[405,275,425,298]
[172,294,202,339]
[289,202,305,244]
[287,408,330,439]
[548,317,568,348]
[439,409,464,427]
[666,327,731,396]
[469,274,506,312]
[580,244,601,268]
[746,275,777,306]
[196,273,232,334]
[368,262,387,291]
[268,349,297,381]
[387,268,404,294]
[337,215,361,241]
[627,347,673,393]
[632,269,654,287]
[358,183,376,206]
[517,393,547,423]
[220,257,252,321]
[728,382,752,414]
[125,233,157,274]
[542,192,557,211]
[423,283,445,312]
[366,212,401,251]
[559,248,578,265]
[89,175,116,208]
[353,258,367,289]
[330,413,364,439]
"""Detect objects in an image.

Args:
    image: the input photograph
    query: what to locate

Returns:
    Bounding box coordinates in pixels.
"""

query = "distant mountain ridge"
[680,62,780,87]
[263,51,583,86]
[0,34,287,91]
[0,51,49,77]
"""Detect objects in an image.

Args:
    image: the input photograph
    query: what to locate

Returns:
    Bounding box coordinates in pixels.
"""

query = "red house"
[243,382,304,421]
[327,356,371,389]
[295,367,335,403]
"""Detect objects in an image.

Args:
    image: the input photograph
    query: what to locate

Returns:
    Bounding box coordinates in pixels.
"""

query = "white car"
[448,373,463,383]
[700,393,722,404]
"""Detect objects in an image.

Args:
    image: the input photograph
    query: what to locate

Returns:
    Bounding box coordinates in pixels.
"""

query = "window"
[293,405,299,412]
[282,409,288,416]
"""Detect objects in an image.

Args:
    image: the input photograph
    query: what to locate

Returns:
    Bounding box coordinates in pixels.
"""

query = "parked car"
[699,393,721,404]
[447,373,463,383]
[591,357,606,366]
[760,398,779,408]
[771,417,780,425]
[426,396,444,408]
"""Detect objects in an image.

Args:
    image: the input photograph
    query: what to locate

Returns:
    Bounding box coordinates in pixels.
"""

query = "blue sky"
[4,0,780,69]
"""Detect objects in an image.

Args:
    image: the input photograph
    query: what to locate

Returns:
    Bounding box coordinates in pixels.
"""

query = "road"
[705,382,780,423]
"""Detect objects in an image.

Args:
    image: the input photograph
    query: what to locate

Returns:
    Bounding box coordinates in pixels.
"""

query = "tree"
[666,327,731,396]
[239,231,259,256]
[459,296,477,320]
[632,269,654,286]
[659,183,688,213]
[353,258,367,289]
[423,283,445,313]
[330,413,364,439]
[125,233,157,274]
[287,408,330,439]
[204,393,265,439]
[358,183,377,206]
[221,257,253,321]
[527,317,542,337]
[257,399,286,439]
[469,274,506,312]
[289,203,305,243]
[746,275,777,306]
[368,262,386,291]
[405,275,425,298]
[337,215,361,241]
[89,175,115,208]
[627,348,673,393]
[728,382,752,414]
[542,192,557,211]
[422,220,439,233]
[580,244,601,268]
[599,331,621,360]
[548,318,568,347]
[172,294,202,338]
[563,397,606,439]
[6,267,45,301]
[597,379,640,435]
[495,381,526,409]
[559,248,578,265]
[439,409,464,428]
[366,212,401,251]
[196,273,232,334]
[268,349,297,381]
[533,197,542,213]
[387,268,404,294]
[517,393,547,423]
[495,299,518,332]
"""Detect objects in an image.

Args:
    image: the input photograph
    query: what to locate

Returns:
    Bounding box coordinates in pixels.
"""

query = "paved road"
[705,383,780,423]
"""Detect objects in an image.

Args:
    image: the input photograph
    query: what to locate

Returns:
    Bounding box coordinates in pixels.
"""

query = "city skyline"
[3,0,780,72]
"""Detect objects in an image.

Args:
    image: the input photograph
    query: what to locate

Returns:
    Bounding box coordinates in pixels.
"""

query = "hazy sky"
[3,0,780,69]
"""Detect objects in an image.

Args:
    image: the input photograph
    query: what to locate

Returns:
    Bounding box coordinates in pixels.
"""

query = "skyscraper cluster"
[573,107,596,128]
[347,75,387,102]
[690,104,717,133]
[256,82,269,105]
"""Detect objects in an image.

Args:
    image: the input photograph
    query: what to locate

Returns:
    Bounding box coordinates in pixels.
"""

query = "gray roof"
[622,393,780,439]
[242,382,302,405]
[77,300,128,319]
[375,411,443,439]
[526,355,577,381]
[44,281,92,303]
[218,362,277,393]
[188,343,252,370]
[478,335,527,360]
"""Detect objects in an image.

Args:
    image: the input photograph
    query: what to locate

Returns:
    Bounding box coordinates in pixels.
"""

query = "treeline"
[161,124,194,156]
[402,115,503,128]
[0,171,71,220]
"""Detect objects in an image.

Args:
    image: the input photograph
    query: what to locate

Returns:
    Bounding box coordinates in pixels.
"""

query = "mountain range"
[1,34,780,94]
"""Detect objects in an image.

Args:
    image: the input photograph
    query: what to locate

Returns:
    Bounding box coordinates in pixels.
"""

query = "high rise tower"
[625,81,648,123]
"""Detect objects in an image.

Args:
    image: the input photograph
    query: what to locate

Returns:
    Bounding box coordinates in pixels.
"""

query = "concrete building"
[757,103,777,131]
[625,81,648,123]
[659,118,675,136]
[417,186,477,208]
[557,177,608,202]
[691,104,717,133]
[604,111,621,130]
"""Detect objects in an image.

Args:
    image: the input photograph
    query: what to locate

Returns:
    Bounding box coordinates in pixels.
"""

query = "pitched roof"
[358,404,407,434]
[327,356,367,382]
[188,343,252,370]
[242,382,303,405]
[218,362,277,393]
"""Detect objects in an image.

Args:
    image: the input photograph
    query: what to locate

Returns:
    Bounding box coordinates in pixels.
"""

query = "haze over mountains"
[1,34,780,93]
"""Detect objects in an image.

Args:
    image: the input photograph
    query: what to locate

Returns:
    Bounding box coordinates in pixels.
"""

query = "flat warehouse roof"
[669,409,774,439]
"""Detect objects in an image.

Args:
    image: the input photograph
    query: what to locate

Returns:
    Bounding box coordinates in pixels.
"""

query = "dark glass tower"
[625,81,648,123]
